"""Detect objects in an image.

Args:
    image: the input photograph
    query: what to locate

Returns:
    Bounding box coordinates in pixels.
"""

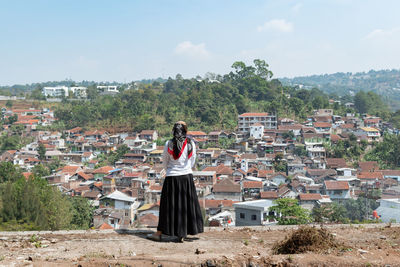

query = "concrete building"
[233,199,276,226]
[42,86,87,98]
[238,112,277,134]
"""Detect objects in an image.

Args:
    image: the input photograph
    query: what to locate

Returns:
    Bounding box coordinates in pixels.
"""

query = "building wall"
[234,207,263,226]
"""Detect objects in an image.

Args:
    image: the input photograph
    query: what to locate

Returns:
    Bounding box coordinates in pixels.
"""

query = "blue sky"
[1,0,400,85]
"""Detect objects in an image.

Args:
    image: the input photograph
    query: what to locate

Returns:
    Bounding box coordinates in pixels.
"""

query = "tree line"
[0,162,93,231]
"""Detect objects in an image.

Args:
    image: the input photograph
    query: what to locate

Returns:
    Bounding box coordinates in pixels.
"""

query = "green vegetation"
[365,134,400,169]
[312,196,380,223]
[51,60,342,134]
[324,133,367,161]
[0,162,93,231]
[270,198,311,225]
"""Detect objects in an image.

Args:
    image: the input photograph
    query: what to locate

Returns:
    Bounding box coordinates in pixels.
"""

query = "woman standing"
[147,121,204,242]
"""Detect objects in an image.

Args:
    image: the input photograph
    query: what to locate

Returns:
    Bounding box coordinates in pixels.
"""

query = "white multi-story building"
[42,86,87,98]
[238,112,277,133]
[97,85,119,93]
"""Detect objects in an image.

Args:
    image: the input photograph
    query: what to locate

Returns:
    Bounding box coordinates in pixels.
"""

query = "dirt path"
[1,224,400,266]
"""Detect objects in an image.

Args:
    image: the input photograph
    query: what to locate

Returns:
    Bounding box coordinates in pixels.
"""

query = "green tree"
[5,100,13,109]
[69,196,94,229]
[270,198,311,225]
[0,162,23,183]
[38,144,46,160]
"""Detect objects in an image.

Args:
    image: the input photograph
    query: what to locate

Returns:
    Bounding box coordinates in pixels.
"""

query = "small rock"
[380,236,387,240]
[130,251,136,256]
[205,259,216,267]
[27,256,33,261]
[195,248,206,254]
[50,239,57,243]
[358,249,368,254]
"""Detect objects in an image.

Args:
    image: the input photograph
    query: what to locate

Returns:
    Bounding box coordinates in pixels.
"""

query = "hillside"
[280,69,400,111]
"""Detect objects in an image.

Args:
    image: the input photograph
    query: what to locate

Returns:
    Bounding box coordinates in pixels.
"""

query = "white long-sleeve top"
[162,139,196,177]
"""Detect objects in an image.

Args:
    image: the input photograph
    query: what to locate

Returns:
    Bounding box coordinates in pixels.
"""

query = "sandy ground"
[1,223,400,266]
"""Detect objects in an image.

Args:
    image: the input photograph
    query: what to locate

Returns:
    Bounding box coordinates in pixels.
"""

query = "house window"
[251,214,257,220]
[240,213,245,219]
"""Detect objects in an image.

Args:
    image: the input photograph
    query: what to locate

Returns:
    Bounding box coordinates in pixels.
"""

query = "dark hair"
[173,121,187,136]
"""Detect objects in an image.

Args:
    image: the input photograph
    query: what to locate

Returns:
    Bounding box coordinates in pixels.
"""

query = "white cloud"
[174,41,210,59]
[364,28,400,40]
[291,3,303,13]
[257,19,293,33]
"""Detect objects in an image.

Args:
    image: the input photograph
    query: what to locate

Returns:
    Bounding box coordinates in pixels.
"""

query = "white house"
[100,190,140,227]
[249,123,264,140]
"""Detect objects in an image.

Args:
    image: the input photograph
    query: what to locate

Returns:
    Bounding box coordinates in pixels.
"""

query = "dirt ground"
[1,224,400,266]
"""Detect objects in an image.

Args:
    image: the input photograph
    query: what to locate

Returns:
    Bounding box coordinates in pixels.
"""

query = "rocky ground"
[1,223,400,266]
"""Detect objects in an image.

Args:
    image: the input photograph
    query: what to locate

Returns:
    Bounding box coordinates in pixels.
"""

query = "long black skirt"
[157,174,204,237]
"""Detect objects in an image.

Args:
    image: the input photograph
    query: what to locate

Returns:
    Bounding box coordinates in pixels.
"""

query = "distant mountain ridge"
[279,69,400,111]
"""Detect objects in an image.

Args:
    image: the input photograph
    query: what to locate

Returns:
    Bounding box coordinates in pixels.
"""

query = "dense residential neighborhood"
[2,105,400,230]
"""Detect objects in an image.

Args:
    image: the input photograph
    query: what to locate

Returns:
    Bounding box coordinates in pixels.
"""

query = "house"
[298,193,323,210]
[313,122,332,133]
[359,161,380,173]
[382,170,400,182]
[260,191,278,200]
[193,171,217,186]
[212,178,241,201]
[139,130,158,141]
[138,213,159,227]
[249,123,264,140]
[357,172,383,186]
[354,127,380,143]
[324,181,351,201]
[242,181,263,199]
[137,203,160,218]
[100,190,140,227]
[93,166,115,181]
[325,158,348,169]
[233,199,276,226]
[364,117,381,129]
[270,173,288,185]
[187,131,208,142]
[199,199,236,216]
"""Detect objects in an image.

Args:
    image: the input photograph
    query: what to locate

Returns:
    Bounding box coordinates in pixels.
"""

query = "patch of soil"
[272,225,347,254]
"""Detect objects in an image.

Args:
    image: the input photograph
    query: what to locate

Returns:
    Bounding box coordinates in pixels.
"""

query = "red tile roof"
[359,161,380,172]
[198,199,236,209]
[357,172,383,180]
[213,178,241,193]
[187,131,207,136]
[260,191,278,199]
[93,166,114,174]
[243,181,263,189]
[298,193,322,201]
[239,112,269,117]
[61,165,81,174]
[324,181,349,190]
[314,122,332,128]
